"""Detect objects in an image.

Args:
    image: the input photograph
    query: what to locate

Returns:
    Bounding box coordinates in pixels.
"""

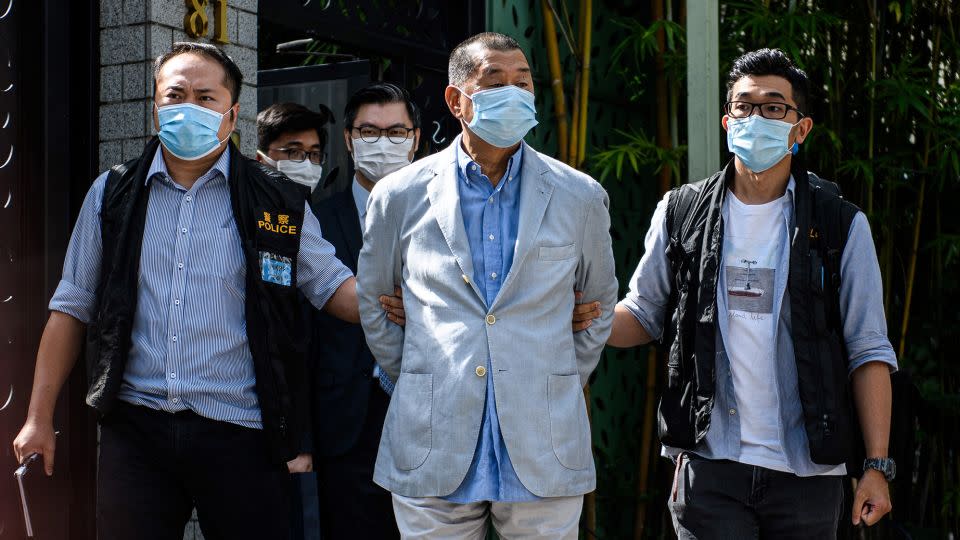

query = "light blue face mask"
[459,85,538,148]
[726,115,800,173]
[156,103,231,161]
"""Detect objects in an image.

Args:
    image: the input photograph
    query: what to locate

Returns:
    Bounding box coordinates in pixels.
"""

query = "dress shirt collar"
[352,176,370,223]
[455,135,523,188]
[146,144,231,188]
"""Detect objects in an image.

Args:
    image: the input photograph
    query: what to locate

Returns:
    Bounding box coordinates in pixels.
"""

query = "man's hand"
[850,361,893,526]
[380,286,405,327]
[286,453,313,474]
[573,291,601,332]
[13,419,57,476]
[852,469,892,526]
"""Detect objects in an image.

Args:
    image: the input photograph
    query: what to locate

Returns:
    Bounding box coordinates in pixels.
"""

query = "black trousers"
[315,380,399,540]
[669,453,844,540]
[97,402,289,540]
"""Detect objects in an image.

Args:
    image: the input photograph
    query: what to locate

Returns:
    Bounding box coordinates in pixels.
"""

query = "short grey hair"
[448,32,524,87]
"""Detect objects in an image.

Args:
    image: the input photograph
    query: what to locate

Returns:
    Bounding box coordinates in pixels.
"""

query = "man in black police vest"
[13,43,359,539]
[605,49,897,538]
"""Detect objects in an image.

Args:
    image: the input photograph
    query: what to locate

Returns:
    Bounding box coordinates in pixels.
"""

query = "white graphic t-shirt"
[719,189,790,472]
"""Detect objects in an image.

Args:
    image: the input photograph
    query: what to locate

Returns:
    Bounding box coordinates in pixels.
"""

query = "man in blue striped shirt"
[13,43,359,540]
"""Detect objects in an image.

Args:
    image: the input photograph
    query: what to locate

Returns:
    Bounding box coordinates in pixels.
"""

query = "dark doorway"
[259,0,486,166]
[0,0,98,538]
[259,60,372,200]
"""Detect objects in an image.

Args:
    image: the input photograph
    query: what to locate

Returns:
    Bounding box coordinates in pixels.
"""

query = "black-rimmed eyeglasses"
[270,147,326,165]
[724,101,805,120]
[351,125,415,144]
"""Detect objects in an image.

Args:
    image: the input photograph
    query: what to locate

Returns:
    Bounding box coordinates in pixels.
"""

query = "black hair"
[257,102,332,152]
[448,32,524,87]
[726,48,810,114]
[154,42,244,105]
[343,82,421,132]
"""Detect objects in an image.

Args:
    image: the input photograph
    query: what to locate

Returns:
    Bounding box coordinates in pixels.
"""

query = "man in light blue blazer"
[357,32,618,539]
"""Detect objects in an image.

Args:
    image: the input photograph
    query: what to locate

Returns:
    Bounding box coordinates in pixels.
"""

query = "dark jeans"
[315,380,398,540]
[669,453,844,540]
[97,402,290,540]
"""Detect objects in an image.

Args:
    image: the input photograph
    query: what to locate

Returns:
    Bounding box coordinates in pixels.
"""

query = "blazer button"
[475,365,487,377]
[486,314,496,325]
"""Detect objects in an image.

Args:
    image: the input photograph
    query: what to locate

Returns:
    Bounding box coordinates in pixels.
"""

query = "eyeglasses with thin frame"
[351,125,415,144]
[269,147,326,165]
[724,101,805,120]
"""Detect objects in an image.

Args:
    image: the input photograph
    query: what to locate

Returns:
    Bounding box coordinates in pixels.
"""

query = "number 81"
[184,0,230,45]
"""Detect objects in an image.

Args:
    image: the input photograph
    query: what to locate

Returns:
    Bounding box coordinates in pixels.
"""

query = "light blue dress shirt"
[619,176,898,476]
[49,146,354,429]
[443,140,540,503]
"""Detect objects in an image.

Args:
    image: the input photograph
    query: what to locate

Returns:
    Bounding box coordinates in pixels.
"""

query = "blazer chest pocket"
[388,373,433,470]
[538,243,577,261]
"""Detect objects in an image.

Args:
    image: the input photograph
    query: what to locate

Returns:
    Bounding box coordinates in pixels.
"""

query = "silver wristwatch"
[863,457,896,482]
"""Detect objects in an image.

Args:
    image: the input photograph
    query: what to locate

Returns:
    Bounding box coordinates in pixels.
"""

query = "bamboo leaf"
[888,1,902,23]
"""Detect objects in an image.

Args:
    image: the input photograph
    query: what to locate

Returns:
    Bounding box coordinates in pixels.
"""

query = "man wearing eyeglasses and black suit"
[305,83,420,539]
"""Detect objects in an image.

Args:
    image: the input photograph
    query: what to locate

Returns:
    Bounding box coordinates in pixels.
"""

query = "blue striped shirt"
[49,147,353,429]
[443,140,539,503]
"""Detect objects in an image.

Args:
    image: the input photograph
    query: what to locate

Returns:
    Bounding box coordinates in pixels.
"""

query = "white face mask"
[352,137,415,183]
[258,151,324,192]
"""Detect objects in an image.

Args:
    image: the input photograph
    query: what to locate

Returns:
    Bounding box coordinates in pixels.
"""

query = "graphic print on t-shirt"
[725,258,775,315]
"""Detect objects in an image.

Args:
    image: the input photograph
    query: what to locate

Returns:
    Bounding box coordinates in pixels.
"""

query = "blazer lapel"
[426,146,485,303]
[492,144,554,308]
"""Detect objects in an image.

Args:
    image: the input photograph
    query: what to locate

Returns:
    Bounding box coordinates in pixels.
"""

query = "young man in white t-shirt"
[608,49,896,538]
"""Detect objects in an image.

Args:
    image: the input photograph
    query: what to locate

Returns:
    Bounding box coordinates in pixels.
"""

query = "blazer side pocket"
[388,373,433,470]
[538,243,577,261]
[548,374,592,470]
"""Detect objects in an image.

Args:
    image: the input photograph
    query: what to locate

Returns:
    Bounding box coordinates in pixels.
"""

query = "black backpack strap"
[665,182,701,243]
[807,172,859,334]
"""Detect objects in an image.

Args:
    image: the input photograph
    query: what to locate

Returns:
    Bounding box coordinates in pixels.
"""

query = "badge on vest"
[257,211,299,235]
[260,251,292,286]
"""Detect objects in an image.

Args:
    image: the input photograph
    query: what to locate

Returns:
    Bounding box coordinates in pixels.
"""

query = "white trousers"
[391,494,583,540]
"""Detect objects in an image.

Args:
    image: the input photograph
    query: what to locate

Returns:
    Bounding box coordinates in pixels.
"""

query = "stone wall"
[99,0,259,172]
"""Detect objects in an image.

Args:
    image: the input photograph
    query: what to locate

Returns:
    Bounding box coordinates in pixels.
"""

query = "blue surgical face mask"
[156,103,231,161]
[459,85,538,148]
[726,115,800,173]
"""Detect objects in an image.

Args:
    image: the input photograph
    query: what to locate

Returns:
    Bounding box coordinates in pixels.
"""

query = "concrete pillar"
[686,0,721,181]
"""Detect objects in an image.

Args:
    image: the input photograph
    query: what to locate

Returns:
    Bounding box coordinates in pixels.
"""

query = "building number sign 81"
[184,0,229,44]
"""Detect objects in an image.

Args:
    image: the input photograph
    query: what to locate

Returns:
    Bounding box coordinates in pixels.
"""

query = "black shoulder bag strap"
[665,184,700,243]
[807,174,858,334]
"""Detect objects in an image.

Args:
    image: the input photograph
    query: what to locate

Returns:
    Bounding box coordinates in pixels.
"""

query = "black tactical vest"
[659,158,859,465]
[85,137,310,464]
